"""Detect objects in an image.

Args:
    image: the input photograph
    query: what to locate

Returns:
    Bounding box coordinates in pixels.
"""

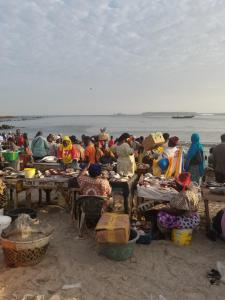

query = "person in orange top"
[57,136,79,169]
[84,136,96,164]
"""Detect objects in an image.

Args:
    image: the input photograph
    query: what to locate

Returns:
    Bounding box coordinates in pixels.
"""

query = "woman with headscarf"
[78,163,111,197]
[185,133,204,184]
[57,136,79,169]
[114,133,136,176]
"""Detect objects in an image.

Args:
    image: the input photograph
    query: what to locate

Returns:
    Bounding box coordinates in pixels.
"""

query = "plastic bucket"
[3,151,19,161]
[24,168,36,178]
[171,229,192,246]
[0,216,12,235]
[98,229,139,261]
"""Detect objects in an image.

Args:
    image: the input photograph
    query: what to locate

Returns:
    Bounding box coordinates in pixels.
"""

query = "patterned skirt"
[158,211,200,230]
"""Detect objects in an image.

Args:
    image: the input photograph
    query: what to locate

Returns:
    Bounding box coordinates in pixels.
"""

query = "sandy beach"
[1,196,225,300]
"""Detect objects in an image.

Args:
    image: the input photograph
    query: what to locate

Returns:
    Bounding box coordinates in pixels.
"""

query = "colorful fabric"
[158,211,200,230]
[164,146,183,178]
[84,144,96,164]
[15,134,24,147]
[77,175,112,197]
[57,136,78,164]
[185,133,204,177]
[221,211,225,238]
[170,187,200,211]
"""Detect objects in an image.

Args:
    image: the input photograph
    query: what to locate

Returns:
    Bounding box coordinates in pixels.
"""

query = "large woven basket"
[1,234,52,267]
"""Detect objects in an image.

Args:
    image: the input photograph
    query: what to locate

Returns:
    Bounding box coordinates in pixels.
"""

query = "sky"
[0,0,225,115]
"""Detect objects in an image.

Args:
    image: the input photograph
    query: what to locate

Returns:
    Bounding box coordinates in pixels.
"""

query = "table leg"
[124,194,129,214]
[26,189,32,208]
[39,189,42,205]
[45,190,51,203]
[10,188,13,202]
[204,197,210,232]
[14,191,19,208]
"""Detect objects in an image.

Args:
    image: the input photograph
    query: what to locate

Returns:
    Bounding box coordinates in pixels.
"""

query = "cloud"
[0,0,225,113]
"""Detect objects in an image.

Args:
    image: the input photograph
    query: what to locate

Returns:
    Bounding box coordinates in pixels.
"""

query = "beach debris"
[62,283,82,290]
[21,295,45,300]
[217,261,225,283]
[207,268,221,285]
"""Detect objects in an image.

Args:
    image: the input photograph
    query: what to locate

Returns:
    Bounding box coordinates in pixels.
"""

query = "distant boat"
[172,115,195,119]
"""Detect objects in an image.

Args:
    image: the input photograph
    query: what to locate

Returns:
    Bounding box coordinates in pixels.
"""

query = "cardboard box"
[96,213,130,244]
[143,132,165,150]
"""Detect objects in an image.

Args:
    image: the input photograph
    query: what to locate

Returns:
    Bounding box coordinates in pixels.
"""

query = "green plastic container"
[98,229,139,261]
[2,151,19,161]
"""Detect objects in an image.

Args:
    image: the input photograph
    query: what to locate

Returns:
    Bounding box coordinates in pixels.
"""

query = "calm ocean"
[2,114,225,146]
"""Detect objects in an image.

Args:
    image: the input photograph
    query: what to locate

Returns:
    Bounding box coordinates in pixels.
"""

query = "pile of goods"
[96,213,139,261]
[137,173,178,201]
[0,167,24,179]
[108,171,130,182]
[1,214,54,267]
[136,163,150,175]
[143,132,165,151]
[131,220,152,244]
[43,168,79,178]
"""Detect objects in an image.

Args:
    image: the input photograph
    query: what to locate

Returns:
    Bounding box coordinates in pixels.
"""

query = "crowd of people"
[1,128,225,187]
[2,128,225,241]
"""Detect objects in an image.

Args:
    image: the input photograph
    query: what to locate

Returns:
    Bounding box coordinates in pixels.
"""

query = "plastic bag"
[217,261,225,283]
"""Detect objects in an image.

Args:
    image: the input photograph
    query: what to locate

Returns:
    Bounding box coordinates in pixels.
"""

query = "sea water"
[2,114,225,145]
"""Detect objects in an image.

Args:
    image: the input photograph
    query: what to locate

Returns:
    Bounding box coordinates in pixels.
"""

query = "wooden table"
[201,187,225,231]
[22,176,80,206]
[110,174,138,214]
[3,177,30,208]
[27,162,60,172]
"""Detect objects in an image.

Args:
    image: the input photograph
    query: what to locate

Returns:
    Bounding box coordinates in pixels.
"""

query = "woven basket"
[1,235,52,267]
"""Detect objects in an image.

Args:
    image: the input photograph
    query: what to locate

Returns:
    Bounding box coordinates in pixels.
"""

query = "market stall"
[137,173,178,205]
[201,183,225,231]
[109,173,138,214]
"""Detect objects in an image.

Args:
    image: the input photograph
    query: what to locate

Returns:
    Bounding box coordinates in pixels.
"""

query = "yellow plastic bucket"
[171,229,192,246]
[24,168,36,179]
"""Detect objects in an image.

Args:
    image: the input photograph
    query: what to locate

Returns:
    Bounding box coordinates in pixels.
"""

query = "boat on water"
[172,115,195,119]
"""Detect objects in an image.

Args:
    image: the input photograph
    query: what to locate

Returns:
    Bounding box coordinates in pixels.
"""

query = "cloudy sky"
[0,0,225,115]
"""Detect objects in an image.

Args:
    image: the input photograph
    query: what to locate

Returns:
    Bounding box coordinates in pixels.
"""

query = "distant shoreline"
[0,116,15,120]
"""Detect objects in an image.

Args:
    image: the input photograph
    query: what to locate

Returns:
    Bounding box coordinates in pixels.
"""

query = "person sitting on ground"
[77,163,112,198]
[212,134,225,183]
[31,131,49,161]
[84,136,96,164]
[57,136,79,169]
